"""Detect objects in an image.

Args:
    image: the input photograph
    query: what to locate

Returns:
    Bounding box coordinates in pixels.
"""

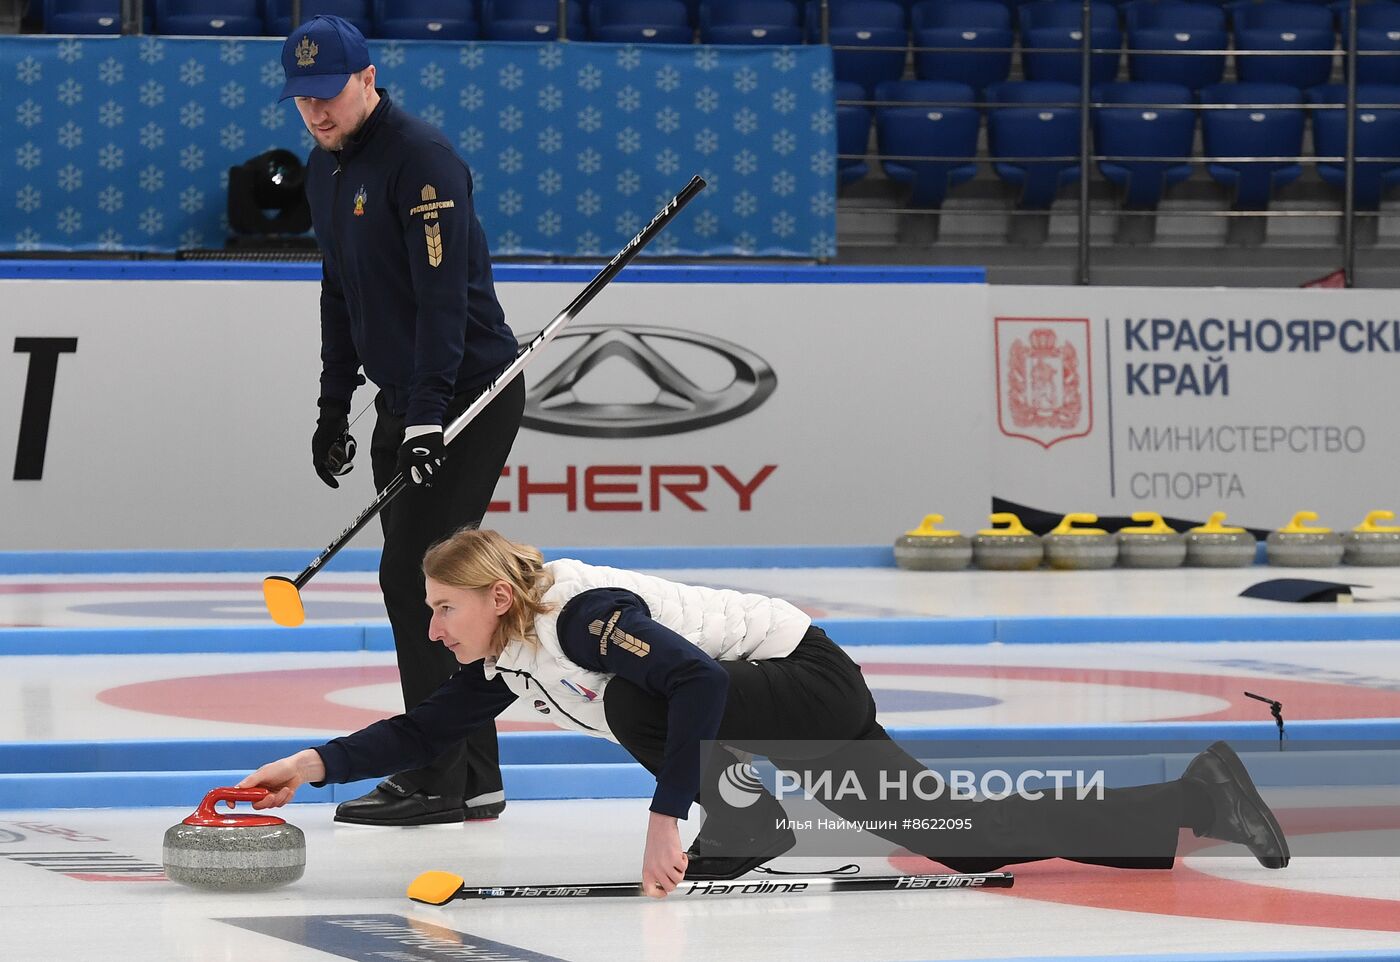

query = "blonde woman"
[239,529,1289,898]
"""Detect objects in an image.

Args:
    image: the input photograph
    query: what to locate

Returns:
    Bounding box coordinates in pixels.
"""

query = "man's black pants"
[605,625,1184,871]
[370,376,525,804]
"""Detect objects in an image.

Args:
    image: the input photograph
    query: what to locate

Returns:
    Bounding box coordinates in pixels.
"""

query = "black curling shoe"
[684,793,797,881]
[334,780,465,826]
[1182,741,1291,869]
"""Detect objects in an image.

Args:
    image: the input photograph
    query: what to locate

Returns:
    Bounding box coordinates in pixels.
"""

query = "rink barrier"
[1,722,1397,809]
[5,723,1398,773]
[0,542,1286,574]
[0,766,656,811]
[3,610,1399,656]
[0,544,896,574]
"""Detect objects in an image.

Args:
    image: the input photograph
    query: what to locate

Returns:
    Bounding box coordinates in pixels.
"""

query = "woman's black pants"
[604,625,1183,872]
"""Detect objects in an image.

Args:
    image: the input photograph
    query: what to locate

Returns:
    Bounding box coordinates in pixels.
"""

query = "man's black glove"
[312,398,356,489]
[397,429,445,487]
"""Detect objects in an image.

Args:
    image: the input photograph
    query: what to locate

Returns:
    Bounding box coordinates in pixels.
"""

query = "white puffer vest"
[483,559,811,741]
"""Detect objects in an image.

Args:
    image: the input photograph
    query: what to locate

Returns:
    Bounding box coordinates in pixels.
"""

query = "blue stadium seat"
[806,0,907,35]
[1356,1,1400,28]
[1128,26,1227,90]
[373,0,478,39]
[1018,0,1119,33]
[986,80,1084,207]
[1093,80,1196,206]
[154,0,262,35]
[830,26,909,94]
[1333,0,1400,31]
[489,0,575,17]
[879,77,980,103]
[1231,0,1333,31]
[1357,26,1400,83]
[698,0,801,40]
[484,18,567,36]
[874,80,982,206]
[915,26,1014,91]
[1123,0,1225,32]
[701,21,803,40]
[859,0,911,26]
[592,0,687,28]
[590,0,691,39]
[1199,81,1305,208]
[592,21,693,38]
[481,0,584,37]
[1234,26,1334,87]
[43,0,138,32]
[1022,25,1123,84]
[1309,82,1400,207]
[265,0,372,35]
[988,78,1083,101]
[836,80,873,185]
[912,0,1011,28]
[880,0,925,19]
[699,0,799,29]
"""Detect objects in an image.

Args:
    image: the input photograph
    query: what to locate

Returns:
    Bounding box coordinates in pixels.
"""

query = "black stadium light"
[225,148,315,249]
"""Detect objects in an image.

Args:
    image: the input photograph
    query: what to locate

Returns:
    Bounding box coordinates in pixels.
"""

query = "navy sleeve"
[557,588,729,820]
[315,186,362,407]
[314,661,516,785]
[394,143,477,427]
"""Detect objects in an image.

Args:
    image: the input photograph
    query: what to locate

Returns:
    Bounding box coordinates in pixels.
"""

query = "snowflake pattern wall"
[1,36,837,257]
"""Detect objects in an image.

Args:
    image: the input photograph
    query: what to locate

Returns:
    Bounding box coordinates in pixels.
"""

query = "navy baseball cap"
[278,15,371,102]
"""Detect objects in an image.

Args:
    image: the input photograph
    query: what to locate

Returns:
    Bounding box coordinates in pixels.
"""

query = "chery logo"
[521,325,777,437]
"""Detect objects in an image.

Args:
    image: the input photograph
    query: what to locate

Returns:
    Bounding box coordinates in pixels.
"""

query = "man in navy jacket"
[278,15,523,826]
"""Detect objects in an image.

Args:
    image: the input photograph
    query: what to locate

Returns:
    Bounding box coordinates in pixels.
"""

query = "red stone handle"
[183,787,284,827]
[198,787,269,816]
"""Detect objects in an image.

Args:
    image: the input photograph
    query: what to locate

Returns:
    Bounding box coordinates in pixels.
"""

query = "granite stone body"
[1185,534,1257,567]
[1344,512,1400,566]
[895,534,973,570]
[1044,536,1119,569]
[1044,513,1118,570]
[1185,512,1257,567]
[1116,512,1186,568]
[1344,531,1400,566]
[1117,533,1188,568]
[1266,511,1344,567]
[163,821,306,891]
[1267,533,1344,567]
[972,537,1044,570]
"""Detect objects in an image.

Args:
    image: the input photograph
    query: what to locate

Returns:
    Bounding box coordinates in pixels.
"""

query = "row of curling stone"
[893,509,1400,571]
[1267,510,1400,567]
[894,511,1225,571]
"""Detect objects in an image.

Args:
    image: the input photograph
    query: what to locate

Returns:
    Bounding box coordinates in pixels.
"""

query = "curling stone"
[971,512,1043,570]
[894,514,972,570]
[1185,512,1257,567]
[1266,511,1344,567]
[1116,511,1187,568]
[1344,510,1400,566]
[163,787,305,892]
[1043,513,1119,570]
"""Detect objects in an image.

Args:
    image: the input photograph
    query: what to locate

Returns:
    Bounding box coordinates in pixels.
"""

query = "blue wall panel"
[0,37,836,256]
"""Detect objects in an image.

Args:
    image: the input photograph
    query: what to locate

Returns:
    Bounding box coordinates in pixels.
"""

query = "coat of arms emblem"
[995,317,1092,448]
[295,37,318,67]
